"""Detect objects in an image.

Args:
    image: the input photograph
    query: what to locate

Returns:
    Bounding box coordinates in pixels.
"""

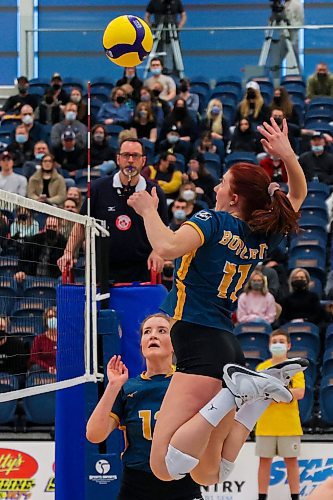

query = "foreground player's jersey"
[162,209,282,331]
[111,372,172,473]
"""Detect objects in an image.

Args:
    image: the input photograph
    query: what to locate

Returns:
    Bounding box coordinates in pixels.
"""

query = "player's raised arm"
[258,118,307,212]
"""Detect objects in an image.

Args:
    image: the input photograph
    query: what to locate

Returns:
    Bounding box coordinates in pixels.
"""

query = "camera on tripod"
[270,0,285,14]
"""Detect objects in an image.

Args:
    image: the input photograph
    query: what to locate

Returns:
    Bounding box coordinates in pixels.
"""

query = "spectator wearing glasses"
[58,138,168,283]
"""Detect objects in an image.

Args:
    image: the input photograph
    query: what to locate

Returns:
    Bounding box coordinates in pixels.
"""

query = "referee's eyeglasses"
[119,152,144,161]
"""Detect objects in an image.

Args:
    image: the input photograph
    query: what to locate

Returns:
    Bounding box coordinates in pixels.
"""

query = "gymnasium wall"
[1,1,333,85]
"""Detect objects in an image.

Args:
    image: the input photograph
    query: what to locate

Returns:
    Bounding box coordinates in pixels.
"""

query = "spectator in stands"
[269,87,300,126]
[27,153,66,207]
[90,124,116,174]
[51,101,87,149]
[22,140,50,179]
[178,78,200,113]
[196,131,218,155]
[255,329,305,500]
[235,81,270,126]
[29,306,57,375]
[145,0,186,30]
[116,67,143,103]
[266,108,299,153]
[15,216,66,282]
[306,63,333,102]
[96,86,132,127]
[0,213,10,254]
[280,268,326,324]
[144,57,177,102]
[201,98,230,147]
[69,87,87,125]
[119,83,136,112]
[67,186,83,209]
[34,86,62,125]
[7,123,34,167]
[0,316,28,375]
[49,72,69,106]
[130,102,157,142]
[162,260,175,290]
[229,118,260,153]
[63,197,79,214]
[256,263,281,301]
[58,138,168,283]
[156,125,190,159]
[144,152,182,198]
[10,207,39,241]
[298,132,333,184]
[52,129,86,176]
[159,98,198,143]
[182,153,216,207]
[20,104,45,143]
[260,154,288,183]
[179,181,206,216]
[237,270,277,324]
[0,76,39,118]
[0,151,27,196]
[169,197,188,231]
[149,82,171,125]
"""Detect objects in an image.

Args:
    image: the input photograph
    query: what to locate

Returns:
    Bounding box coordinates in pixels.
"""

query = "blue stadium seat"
[189,86,208,114]
[203,152,221,181]
[282,322,320,358]
[62,77,84,90]
[322,350,333,378]
[212,139,225,163]
[87,92,108,103]
[298,386,314,424]
[225,152,258,169]
[0,257,18,276]
[305,121,333,135]
[305,108,333,121]
[308,97,333,109]
[281,81,306,95]
[307,181,330,200]
[288,246,326,272]
[237,335,269,359]
[288,348,317,386]
[214,82,241,99]
[141,138,155,165]
[24,287,56,301]
[105,124,124,137]
[23,373,56,425]
[319,375,333,424]
[208,89,237,107]
[0,373,19,424]
[0,277,17,315]
[309,276,323,297]
[28,78,50,89]
[10,316,44,335]
[325,324,333,350]
[89,85,112,98]
[289,234,326,252]
[234,322,272,336]
[189,76,210,92]
[243,351,265,371]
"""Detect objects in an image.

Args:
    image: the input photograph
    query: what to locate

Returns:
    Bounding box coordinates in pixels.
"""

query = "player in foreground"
[86,313,203,500]
[127,118,308,486]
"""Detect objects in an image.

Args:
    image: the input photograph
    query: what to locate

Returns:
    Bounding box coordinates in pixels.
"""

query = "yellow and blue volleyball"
[103,15,153,67]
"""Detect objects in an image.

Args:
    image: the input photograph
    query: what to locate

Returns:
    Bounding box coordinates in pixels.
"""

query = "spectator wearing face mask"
[10,207,39,241]
[52,130,86,176]
[159,98,198,145]
[0,76,39,118]
[306,63,333,103]
[235,81,270,127]
[0,151,27,196]
[201,98,230,147]
[279,268,326,324]
[116,67,143,103]
[168,197,188,231]
[298,132,333,184]
[178,78,199,113]
[70,87,87,125]
[19,104,45,143]
[7,124,34,167]
[156,125,190,160]
[144,57,176,102]
[14,216,67,283]
[237,271,277,324]
[50,102,87,149]
[27,153,67,207]
[178,181,206,216]
[182,153,216,207]
[143,152,182,198]
[197,131,218,155]
[29,307,57,375]
[49,73,69,106]
[22,141,50,179]
[230,118,260,154]
[97,87,133,127]
[130,102,157,142]
[34,87,62,125]
[90,124,116,175]
[269,87,300,127]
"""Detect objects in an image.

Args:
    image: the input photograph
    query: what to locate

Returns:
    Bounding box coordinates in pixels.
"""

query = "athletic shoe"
[223,364,292,408]
[264,357,309,386]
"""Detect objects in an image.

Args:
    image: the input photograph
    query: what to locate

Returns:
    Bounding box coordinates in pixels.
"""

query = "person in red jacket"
[29,306,57,375]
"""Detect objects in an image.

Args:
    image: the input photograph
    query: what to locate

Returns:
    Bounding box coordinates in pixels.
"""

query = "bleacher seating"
[23,373,56,425]
[0,374,19,425]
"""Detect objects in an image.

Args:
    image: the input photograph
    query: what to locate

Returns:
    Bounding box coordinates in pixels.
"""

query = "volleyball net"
[0,189,106,402]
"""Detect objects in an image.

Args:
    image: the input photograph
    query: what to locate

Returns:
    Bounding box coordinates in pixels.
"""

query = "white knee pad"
[165,444,199,480]
[219,458,235,482]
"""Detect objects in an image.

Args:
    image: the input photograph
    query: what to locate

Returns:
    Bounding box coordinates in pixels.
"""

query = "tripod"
[144,15,185,78]
[258,12,300,85]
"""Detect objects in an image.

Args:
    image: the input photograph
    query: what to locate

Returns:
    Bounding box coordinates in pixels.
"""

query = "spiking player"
[127,119,308,486]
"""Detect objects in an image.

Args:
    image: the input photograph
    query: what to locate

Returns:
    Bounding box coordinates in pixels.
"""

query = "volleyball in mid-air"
[103,15,153,67]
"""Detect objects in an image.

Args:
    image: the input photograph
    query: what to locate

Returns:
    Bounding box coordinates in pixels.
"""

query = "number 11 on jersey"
[218,261,252,302]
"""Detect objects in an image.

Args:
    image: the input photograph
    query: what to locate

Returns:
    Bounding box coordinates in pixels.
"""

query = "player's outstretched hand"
[257,118,294,161]
[127,187,159,216]
[107,355,128,387]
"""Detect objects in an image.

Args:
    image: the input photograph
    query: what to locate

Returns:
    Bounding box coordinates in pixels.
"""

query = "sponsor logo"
[115,215,131,231]
[0,449,38,497]
[45,462,55,492]
[89,459,117,485]
[95,460,110,475]
[271,458,333,496]
[127,391,138,398]
[195,211,212,221]
[108,206,116,212]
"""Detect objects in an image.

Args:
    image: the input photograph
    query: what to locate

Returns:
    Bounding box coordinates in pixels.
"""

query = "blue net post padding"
[56,283,168,499]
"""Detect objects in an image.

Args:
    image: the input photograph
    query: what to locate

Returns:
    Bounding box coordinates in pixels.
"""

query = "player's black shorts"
[171,320,245,380]
[117,466,203,500]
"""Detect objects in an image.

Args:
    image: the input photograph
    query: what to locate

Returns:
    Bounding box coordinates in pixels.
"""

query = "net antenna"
[0,190,108,402]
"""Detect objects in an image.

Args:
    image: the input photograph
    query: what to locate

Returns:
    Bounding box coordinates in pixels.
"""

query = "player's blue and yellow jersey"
[110,371,173,473]
[162,209,282,331]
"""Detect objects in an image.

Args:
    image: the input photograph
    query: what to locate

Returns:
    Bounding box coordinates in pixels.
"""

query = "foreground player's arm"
[86,356,128,443]
[57,223,85,271]
[127,188,202,259]
[258,118,307,212]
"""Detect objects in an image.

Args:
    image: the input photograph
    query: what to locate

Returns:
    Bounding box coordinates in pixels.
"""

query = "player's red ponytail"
[229,163,300,235]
